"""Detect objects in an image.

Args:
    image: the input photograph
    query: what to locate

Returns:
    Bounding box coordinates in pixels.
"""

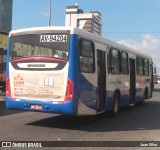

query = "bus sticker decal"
[44,77,54,86]
[14,74,24,86]
[14,87,23,94]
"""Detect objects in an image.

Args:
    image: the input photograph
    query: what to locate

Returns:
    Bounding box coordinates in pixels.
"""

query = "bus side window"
[137,57,144,76]
[121,52,129,75]
[144,59,149,76]
[110,48,121,75]
[79,39,95,73]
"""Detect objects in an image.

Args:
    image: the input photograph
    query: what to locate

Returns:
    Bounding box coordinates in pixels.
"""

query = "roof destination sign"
[40,34,68,42]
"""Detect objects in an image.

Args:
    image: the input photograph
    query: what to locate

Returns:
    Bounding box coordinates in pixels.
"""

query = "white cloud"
[117,34,160,73]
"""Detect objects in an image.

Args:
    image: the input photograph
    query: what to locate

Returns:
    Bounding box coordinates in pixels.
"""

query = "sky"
[12,0,160,73]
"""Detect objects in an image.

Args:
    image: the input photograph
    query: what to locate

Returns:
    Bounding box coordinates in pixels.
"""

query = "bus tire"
[111,92,119,117]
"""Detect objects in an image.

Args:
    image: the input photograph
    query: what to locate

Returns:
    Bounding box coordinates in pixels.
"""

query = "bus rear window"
[10,33,70,60]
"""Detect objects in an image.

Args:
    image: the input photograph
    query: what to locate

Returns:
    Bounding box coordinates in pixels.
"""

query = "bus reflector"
[6,77,11,98]
[64,78,74,102]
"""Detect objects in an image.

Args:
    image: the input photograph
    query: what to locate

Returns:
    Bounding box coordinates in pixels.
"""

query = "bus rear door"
[97,50,106,112]
[129,58,136,104]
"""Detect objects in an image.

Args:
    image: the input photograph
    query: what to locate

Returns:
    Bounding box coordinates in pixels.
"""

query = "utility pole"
[48,0,52,26]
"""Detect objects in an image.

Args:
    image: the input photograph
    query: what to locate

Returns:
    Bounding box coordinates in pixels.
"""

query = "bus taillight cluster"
[64,78,74,102]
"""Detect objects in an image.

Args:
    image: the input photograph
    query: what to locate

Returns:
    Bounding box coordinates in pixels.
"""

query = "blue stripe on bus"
[6,97,77,115]
[62,34,79,115]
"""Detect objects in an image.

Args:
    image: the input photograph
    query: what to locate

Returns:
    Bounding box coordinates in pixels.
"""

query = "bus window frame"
[109,47,121,75]
[144,58,149,76]
[10,33,70,61]
[79,38,95,73]
[137,56,149,76]
[121,51,129,75]
[136,56,143,76]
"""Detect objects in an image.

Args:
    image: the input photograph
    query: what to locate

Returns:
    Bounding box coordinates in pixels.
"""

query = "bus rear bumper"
[6,97,77,116]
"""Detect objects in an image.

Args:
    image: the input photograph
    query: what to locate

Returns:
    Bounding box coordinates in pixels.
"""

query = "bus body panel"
[6,33,79,116]
[106,74,130,106]
[77,73,97,115]
[9,62,68,101]
[6,97,77,115]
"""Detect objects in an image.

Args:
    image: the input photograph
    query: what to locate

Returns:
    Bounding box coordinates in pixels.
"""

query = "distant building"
[0,0,13,33]
[65,5,102,36]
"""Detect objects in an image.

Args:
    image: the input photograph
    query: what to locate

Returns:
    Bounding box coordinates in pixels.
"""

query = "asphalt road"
[1,85,160,149]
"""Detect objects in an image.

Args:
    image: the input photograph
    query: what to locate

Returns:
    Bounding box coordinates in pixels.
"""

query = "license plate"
[31,105,42,110]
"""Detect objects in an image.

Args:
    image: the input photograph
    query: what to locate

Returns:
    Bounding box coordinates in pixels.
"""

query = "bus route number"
[40,35,68,42]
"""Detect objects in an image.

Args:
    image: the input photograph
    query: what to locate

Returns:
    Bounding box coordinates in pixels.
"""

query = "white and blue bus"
[6,27,153,116]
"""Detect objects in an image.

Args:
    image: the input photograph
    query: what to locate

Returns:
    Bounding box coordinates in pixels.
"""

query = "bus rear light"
[6,77,11,98]
[64,78,74,102]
